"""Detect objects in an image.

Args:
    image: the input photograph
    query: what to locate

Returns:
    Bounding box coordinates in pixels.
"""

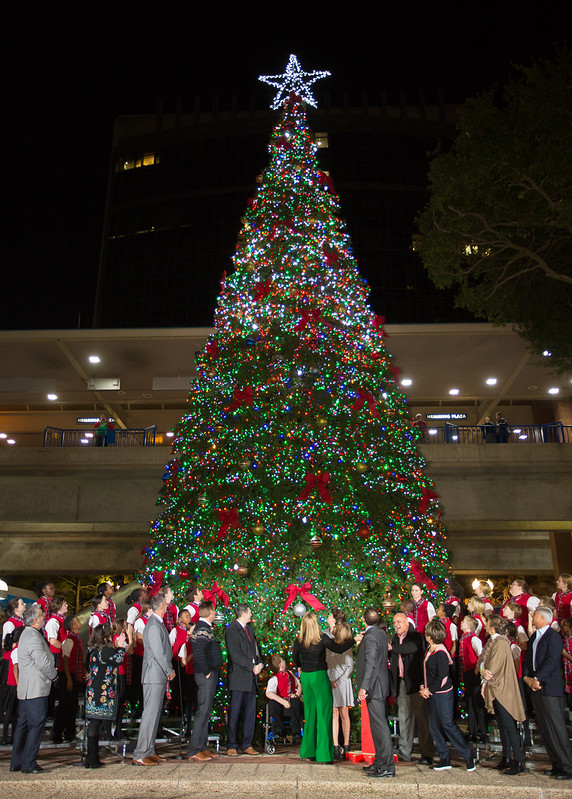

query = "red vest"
[134,615,147,656]
[37,596,51,615]
[173,625,194,674]
[2,616,24,660]
[106,600,116,623]
[163,602,178,632]
[501,593,533,630]
[555,590,572,622]
[276,670,297,698]
[58,631,84,677]
[443,618,454,653]
[48,613,67,654]
[90,611,109,629]
[414,599,430,634]
[459,632,479,673]
[473,614,487,646]
[7,648,18,686]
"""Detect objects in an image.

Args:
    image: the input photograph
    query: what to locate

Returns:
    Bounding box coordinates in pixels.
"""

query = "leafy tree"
[416,50,572,372]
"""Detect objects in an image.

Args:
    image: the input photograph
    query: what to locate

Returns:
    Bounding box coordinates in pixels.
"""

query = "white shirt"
[45,616,61,641]
[126,606,139,626]
[532,623,550,671]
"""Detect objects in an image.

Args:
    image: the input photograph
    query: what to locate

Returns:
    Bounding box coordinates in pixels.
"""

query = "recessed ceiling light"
[47,393,58,401]
[542,350,552,357]
[166,431,175,437]
[428,429,438,435]
[0,433,7,439]
[401,379,412,387]
[449,388,460,395]
[7,439,15,445]
[548,387,560,395]
[89,355,101,364]
[485,378,497,386]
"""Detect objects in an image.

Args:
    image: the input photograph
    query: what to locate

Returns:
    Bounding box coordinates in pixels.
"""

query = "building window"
[116,152,160,172]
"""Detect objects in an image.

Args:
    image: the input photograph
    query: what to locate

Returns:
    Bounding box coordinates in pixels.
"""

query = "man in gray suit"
[132,589,175,766]
[10,603,57,773]
[356,607,394,778]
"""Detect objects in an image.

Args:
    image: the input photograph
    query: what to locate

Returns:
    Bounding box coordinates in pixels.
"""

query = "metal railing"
[42,426,157,447]
[418,422,572,444]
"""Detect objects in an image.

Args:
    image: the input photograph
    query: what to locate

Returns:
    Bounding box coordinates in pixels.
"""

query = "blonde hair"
[333,621,353,645]
[559,573,572,591]
[467,596,485,615]
[477,580,492,597]
[298,612,322,648]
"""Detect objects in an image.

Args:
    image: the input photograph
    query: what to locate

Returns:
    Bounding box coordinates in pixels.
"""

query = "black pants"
[463,669,487,736]
[11,696,49,771]
[53,674,81,741]
[268,696,303,737]
[531,692,572,775]
[492,698,521,760]
[187,671,218,756]
[227,686,257,750]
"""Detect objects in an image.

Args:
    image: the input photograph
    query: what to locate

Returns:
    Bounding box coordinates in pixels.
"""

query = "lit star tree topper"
[259,54,331,109]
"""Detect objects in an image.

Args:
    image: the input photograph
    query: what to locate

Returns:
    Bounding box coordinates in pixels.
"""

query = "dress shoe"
[22,766,45,773]
[554,772,572,780]
[503,759,525,775]
[227,748,239,757]
[544,767,563,777]
[9,766,21,772]
[367,768,395,778]
[363,762,378,772]
[242,746,259,756]
[492,756,509,770]
[419,757,433,766]
[132,757,158,766]
[148,754,166,763]
[202,749,219,758]
[188,751,212,761]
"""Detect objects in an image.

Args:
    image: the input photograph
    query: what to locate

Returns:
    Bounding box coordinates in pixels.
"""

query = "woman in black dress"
[85,624,126,768]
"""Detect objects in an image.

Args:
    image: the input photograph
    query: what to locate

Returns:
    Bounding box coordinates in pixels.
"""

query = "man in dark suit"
[356,606,394,778]
[132,589,175,766]
[10,603,57,773]
[225,603,263,756]
[524,605,572,780]
[390,612,434,764]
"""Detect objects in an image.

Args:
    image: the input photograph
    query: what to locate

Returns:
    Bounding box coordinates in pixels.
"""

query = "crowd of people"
[0,573,571,780]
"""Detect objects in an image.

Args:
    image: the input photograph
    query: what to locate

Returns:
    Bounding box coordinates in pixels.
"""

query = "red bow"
[206,340,219,356]
[282,581,326,615]
[203,580,230,608]
[298,472,332,504]
[389,365,401,377]
[147,571,164,597]
[373,315,389,338]
[254,279,272,301]
[228,386,253,412]
[217,508,239,541]
[294,309,321,332]
[409,559,437,591]
[418,488,439,515]
[351,388,380,419]
[219,270,227,291]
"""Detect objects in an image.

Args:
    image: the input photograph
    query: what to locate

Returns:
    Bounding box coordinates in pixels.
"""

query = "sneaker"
[466,757,476,772]
[433,759,451,771]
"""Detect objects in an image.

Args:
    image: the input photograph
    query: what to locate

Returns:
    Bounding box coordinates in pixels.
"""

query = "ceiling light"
[80,439,89,444]
[519,434,528,440]
[166,431,175,437]
[401,379,412,387]
[47,393,58,401]
[548,387,559,395]
[88,355,101,364]
[542,350,551,357]
[448,388,460,396]
[485,378,497,386]
[513,428,522,435]
[0,433,7,439]
[7,439,15,445]
[428,429,438,435]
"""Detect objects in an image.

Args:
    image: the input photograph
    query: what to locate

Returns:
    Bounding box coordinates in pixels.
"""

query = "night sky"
[5,3,569,330]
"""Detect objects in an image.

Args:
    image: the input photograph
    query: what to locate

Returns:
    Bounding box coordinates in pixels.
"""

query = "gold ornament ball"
[238,457,252,470]
[197,494,208,507]
[310,535,322,549]
[356,462,368,473]
[358,525,370,538]
[316,416,328,428]
[206,369,216,378]
[237,566,248,575]
[252,523,265,535]
[214,423,225,433]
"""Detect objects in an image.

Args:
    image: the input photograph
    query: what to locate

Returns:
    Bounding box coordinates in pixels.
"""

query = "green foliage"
[416,50,572,372]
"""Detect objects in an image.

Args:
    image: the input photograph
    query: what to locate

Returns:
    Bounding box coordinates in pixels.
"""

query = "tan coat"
[478,634,525,721]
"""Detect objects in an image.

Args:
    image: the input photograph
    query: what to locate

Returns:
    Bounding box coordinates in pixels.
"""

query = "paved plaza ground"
[1,740,571,799]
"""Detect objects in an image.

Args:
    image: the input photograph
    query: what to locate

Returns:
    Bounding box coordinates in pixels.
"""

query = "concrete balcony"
[0,444,570,576]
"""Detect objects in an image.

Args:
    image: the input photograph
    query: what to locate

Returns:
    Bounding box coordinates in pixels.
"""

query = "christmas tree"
[143,56,451,647]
